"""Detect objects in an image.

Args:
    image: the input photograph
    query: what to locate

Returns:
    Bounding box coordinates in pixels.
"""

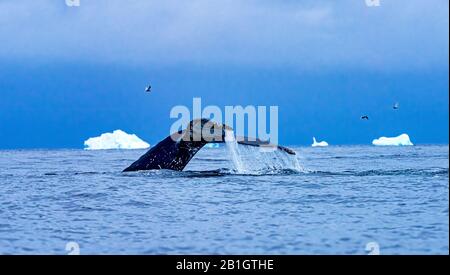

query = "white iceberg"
[204,143,220,148]
[312,137,329,147]
[84,130,150,150]
[372,134,413,146]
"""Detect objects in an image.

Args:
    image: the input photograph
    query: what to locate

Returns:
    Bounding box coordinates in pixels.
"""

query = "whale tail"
[123,119,295,172]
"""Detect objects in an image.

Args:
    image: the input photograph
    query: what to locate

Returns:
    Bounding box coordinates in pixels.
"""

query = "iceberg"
[204,143,220,148]
[372,134,413,146]
[312,137,329,147]
[84,130,150,150]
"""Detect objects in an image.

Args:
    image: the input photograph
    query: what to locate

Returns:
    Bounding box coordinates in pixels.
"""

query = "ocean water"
[0,145,448,255]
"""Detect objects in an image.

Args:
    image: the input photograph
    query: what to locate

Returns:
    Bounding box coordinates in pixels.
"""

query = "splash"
[224,130,303,174]
[225,130,245,173]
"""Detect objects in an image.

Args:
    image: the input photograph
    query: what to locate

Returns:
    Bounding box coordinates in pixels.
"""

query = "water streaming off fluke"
[224,130,303,174]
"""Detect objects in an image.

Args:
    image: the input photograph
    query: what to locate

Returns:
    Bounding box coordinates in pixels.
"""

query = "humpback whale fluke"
[123,119,295,172]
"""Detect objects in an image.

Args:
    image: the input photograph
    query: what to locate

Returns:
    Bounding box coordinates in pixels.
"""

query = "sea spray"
[224,130,303,174]
[236,145,303,172]
[225,130,245,173]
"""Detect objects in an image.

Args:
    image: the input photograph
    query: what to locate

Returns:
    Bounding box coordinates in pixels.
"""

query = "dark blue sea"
[0,145,448,254]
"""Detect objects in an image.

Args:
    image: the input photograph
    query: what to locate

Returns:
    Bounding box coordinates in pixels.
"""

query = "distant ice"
[372,134,413,146]
[204,143,220,148]
[312,137,329,147]
[84,130,150,150]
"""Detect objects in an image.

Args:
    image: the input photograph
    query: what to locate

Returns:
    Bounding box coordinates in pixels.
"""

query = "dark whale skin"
[123,135,208,172]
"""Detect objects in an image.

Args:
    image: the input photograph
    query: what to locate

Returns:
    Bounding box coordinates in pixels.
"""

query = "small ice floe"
[84,130,150,150]
[312,137,329,147]
[204,143,220,148]
[372,133,413,146]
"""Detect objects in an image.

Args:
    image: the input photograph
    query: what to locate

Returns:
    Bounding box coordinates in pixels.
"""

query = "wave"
[306,168,449,177]
[121,167,303,178]
[193,158,229,162]
[42,167,448,178]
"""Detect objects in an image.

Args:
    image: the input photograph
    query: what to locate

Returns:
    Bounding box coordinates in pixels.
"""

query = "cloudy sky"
[0,0,448,148]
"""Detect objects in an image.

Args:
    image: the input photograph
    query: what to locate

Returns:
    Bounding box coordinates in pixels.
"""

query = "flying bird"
[361,115,369,120]
[393,102,399,110]
[145,85,152,93]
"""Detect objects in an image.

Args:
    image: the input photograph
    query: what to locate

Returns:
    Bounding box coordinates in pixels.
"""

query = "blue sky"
[0,0,448,148]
